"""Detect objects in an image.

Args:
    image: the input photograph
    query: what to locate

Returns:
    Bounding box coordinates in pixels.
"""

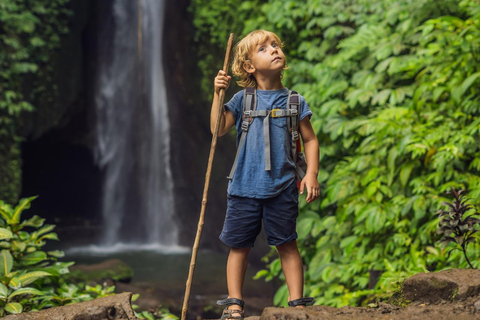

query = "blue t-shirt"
[225,88,312,198]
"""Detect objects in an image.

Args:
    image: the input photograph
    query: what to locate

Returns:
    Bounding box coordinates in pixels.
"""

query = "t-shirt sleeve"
[299,95,313,121]
[224,91,243,121]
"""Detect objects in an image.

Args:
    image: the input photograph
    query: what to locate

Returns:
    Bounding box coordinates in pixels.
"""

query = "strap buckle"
[292,130,299,141]
[290,109,298,116]
[243,110,254,117]
[271,109,282,118]
[241,120,249,132]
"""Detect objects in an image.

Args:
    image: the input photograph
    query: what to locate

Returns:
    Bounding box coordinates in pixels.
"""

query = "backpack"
[227,87,307,181]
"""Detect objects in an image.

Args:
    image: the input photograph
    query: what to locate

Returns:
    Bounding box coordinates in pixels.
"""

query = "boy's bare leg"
[226,247,251,310]
[276,240,304,303]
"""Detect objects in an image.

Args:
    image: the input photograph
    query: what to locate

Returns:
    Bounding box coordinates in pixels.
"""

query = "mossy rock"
[68,259,134,283]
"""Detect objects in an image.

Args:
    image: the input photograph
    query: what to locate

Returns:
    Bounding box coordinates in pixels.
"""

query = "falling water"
[92,0,178,250]
[142,0,176,245]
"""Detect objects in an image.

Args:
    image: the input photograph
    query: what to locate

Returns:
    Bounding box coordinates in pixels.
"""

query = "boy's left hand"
[299,173,320,203]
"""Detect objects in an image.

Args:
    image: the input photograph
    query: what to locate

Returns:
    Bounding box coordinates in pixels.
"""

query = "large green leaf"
[18,271,51,286]
[8,287,44,300]
[42,261,74,276]
[451,73,480,103]
[18,251,47,266]
[365,206,385,233]
[0,201,14,221]
[8,277,21,290]
[21,215,45,228]
[0,282,8,298]
[0,250,13,276]
[399,162,415,187]
[0,228,13,241]
[47,250,65,258]
[5,302,23,314]
[11,196,38,225]
[35,224,55,237]
[39,232,59,241]
[11,240,26,252]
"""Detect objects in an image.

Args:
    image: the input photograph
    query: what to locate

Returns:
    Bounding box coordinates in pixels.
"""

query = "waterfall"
[92,0,178,250]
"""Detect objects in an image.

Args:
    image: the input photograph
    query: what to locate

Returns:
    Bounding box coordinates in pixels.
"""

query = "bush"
[0,197,114,315]
[191,0,480,307]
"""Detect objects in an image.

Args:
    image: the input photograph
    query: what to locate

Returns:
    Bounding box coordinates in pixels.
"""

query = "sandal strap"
[220,308,244,320]
[217,298,245,308]
[288,297,315,307]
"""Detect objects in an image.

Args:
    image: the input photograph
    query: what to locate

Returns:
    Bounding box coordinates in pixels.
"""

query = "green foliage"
[132,294,179,320]
[189,0,266,97]
[0,197,114,315]
[0,196,174,317]
[436,189,480,268]
[191,0,480,307]
[0,0,71,204]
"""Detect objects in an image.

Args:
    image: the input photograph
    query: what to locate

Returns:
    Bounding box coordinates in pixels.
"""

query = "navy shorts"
[219,181,299,248]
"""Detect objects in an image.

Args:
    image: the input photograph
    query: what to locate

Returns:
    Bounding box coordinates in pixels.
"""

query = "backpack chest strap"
[227,89,301,180]
[261,109,298,171]
[244,109,298,118]
[242,108,299,171]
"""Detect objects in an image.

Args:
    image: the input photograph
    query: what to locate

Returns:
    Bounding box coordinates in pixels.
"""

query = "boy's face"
[244,36,286,76]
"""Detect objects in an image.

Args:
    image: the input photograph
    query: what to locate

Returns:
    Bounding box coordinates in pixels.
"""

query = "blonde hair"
[231,30,288,88]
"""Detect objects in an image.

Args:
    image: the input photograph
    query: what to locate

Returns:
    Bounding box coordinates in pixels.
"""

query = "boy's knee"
[276,240,299,254]
[230,247,251,255]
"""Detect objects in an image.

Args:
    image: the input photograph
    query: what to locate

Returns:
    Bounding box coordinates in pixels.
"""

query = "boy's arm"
[299,117,320,203]
[211,70,235,136]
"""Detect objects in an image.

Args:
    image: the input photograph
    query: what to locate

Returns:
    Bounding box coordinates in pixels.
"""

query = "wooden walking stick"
[181,33,235,320]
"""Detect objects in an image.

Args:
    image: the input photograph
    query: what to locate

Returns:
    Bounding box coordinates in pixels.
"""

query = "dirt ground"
[4,266,480,320]
[242,269,480,320]
[100,263,480,320]
[243,297,479,320]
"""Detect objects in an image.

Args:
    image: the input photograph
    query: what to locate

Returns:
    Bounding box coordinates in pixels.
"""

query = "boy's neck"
[254,75,284,91]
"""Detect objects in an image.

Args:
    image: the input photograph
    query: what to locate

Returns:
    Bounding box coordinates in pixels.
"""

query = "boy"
[211,30,320,320]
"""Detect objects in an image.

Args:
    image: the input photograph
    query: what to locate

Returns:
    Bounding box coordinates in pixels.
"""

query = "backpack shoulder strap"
[287,90,307,180]
[287,90,300,157]
[227,87,257,180]
[242,87,257,123]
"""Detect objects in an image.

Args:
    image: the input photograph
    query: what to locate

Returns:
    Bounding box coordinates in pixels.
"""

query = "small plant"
[0,196,61,315]
[436,189,480,269]
[0,196,115,315]
[132,294,179,320]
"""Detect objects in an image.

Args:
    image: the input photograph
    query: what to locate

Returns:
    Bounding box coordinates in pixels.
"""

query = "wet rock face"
[162,0,236,251]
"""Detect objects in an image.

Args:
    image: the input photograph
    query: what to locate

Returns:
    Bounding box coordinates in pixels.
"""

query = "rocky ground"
[4,268,480,320]
[9,259,478,320]
[115,266,480,320]
[242,269,480,320]
[71,257,277,318]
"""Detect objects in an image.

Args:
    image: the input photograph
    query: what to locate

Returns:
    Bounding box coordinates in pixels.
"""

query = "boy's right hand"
[214,70,231,94]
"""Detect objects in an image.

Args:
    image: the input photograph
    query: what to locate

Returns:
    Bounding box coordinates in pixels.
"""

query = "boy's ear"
[243,61,255,74]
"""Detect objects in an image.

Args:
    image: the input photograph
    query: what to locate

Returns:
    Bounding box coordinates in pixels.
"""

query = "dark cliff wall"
[21,0,103,234]
[163,1,271,260]
[163,0,236,249]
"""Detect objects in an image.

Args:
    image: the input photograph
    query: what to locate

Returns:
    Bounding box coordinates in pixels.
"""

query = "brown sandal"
[217,298,245,320]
